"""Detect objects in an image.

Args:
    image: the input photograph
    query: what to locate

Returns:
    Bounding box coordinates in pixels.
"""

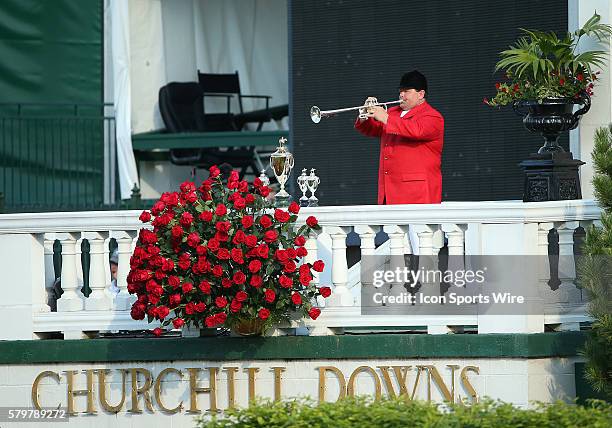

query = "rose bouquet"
[127,165,331,336]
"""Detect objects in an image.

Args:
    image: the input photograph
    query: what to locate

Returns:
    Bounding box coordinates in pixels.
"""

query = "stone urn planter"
[513,94,590,202]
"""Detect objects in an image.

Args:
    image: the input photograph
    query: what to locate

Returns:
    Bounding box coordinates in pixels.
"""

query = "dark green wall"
[0,0,102,104]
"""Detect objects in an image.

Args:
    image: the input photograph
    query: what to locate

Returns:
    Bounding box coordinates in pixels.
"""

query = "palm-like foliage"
[496,13,611,81]
[486,13,612,106]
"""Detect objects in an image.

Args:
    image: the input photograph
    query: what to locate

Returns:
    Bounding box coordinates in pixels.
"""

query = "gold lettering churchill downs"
[31,364,480,415]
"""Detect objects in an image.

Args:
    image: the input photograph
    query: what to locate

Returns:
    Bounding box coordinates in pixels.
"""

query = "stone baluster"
[354,225,380,311]
[56,233,84,312]
[554,221,582,330]
[326,226,353,307]
[40,233,57,312]
[82,231,112,311]
[382,225,410,300]
[303,230,320,287]
[441,223,467,292]
[114,231,137,310]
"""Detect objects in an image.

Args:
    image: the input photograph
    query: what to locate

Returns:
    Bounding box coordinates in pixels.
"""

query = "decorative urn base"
[231,318,266,337]
[519,152,584,202]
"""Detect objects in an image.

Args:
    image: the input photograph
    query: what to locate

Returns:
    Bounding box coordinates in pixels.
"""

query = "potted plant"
[485,13,611,153]
[127,165,331,337]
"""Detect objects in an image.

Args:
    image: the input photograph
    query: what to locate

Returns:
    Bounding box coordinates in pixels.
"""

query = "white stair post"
[56,233,84,312]
[114,230,137,310]
[83,231,113,311]
[326,226,353,307]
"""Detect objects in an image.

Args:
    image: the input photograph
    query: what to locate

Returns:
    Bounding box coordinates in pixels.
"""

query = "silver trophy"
[297,169,309,207]
[306,168,320,207]
[269,137,294,207]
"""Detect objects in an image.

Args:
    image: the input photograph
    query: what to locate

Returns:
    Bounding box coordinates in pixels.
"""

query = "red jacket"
[355,101,444,204]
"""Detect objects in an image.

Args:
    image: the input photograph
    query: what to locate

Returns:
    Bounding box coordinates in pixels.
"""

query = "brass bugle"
[310,98,402,123]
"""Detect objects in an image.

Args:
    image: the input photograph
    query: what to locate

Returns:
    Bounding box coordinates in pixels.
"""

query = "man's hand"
[358,97,378,121]
[369,106,388,124]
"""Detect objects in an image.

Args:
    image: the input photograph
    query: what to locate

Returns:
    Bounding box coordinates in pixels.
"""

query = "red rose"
[185,302,196,315]
[182,282,193,294]
[195,302,206,312]
[233,271,246,284]
[212,265,223,277]
[299,264,311,276]
[245,194,255,204]
[169,293,181,307]
[180,180,196,193]
[217,248,230,260]
[236,290,248,302]
[242,215,254,228]
[256,244,269,258]
[279,275,293,288]
[288,202,300,214]
[215,297,228,308]
[172,318,185,328]
[157,305,170,320]
[196,245,207,256]
[151,201,165,216]
[199,211,213,222]
[259,186,271,197]
[222,278,233,288]
[207,238,220,251]
[216,221,231,233]
[306,216,318,227]
[231,248,244,264]
[245,235,258,248]
[215,231,229,242]
[234,198,246,210]
[171,225,184,239]
[209,165,220,178]
[559,77,565,86]
[259,215,273,228]
[205,316,216,328]
[275,249,289,262]
[232,230,246,245]
[264,289,276,303]
[180,212,194,227]
[319,287,332,298]
[139,211,152,223]
[250,275,263,288]
[152,327,164,336]
[291,293,302,305]
[283,260,297,273]
[198,280,211,294]
[229,170,240,182]
[294,235,306,246]
[215,204,227,216]
[299,272,313,286]
[274,209,290,223]
[258,308,270,320]
[230,299,242,313]
[168,275,180,288]
[286,248,297,259]
[253,177,263,188]
[248,260,262,273]
[215,312,227,324]
[264,230,278,243]
[239,180,249,193]
[308,307,321,320]
[187,232,201,248]
[296,247,308,258]
[313,260,325,272]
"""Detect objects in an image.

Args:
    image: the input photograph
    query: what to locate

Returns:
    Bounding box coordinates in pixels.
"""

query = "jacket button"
[385,171,388,174]
[384,157,388,160]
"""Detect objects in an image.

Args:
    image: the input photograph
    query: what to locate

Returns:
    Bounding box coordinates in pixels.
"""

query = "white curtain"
[193,0,288,115]
[110,0,139,199]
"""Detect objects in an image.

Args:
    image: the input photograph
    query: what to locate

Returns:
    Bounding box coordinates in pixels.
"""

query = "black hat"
[399,70,427,92]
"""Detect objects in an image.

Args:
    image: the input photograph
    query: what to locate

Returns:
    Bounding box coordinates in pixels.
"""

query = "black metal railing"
[0,103,120,212]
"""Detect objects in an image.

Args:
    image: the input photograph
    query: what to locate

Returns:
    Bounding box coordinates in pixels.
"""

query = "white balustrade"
[0,200,602,339]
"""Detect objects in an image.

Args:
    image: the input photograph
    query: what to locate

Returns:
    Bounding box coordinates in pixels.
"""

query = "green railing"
[0,103,121,213]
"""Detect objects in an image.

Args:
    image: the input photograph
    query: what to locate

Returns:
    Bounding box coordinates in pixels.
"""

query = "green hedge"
[196,397,611,428]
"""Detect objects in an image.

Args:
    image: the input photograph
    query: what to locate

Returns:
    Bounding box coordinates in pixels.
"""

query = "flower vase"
[232,318,266,337]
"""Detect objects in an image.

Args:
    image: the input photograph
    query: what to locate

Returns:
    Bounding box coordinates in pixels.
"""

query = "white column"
[56,233,84,312]
[326,226,353,307]
[354,225,380,289]
[82,232,113,311]
[554,221,582,331]
[114,230,137,310]
[383,225,409,298]
[569,0,612,199]
[0,234,46,339]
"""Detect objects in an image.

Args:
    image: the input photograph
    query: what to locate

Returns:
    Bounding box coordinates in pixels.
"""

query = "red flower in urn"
[129,166,329,335]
